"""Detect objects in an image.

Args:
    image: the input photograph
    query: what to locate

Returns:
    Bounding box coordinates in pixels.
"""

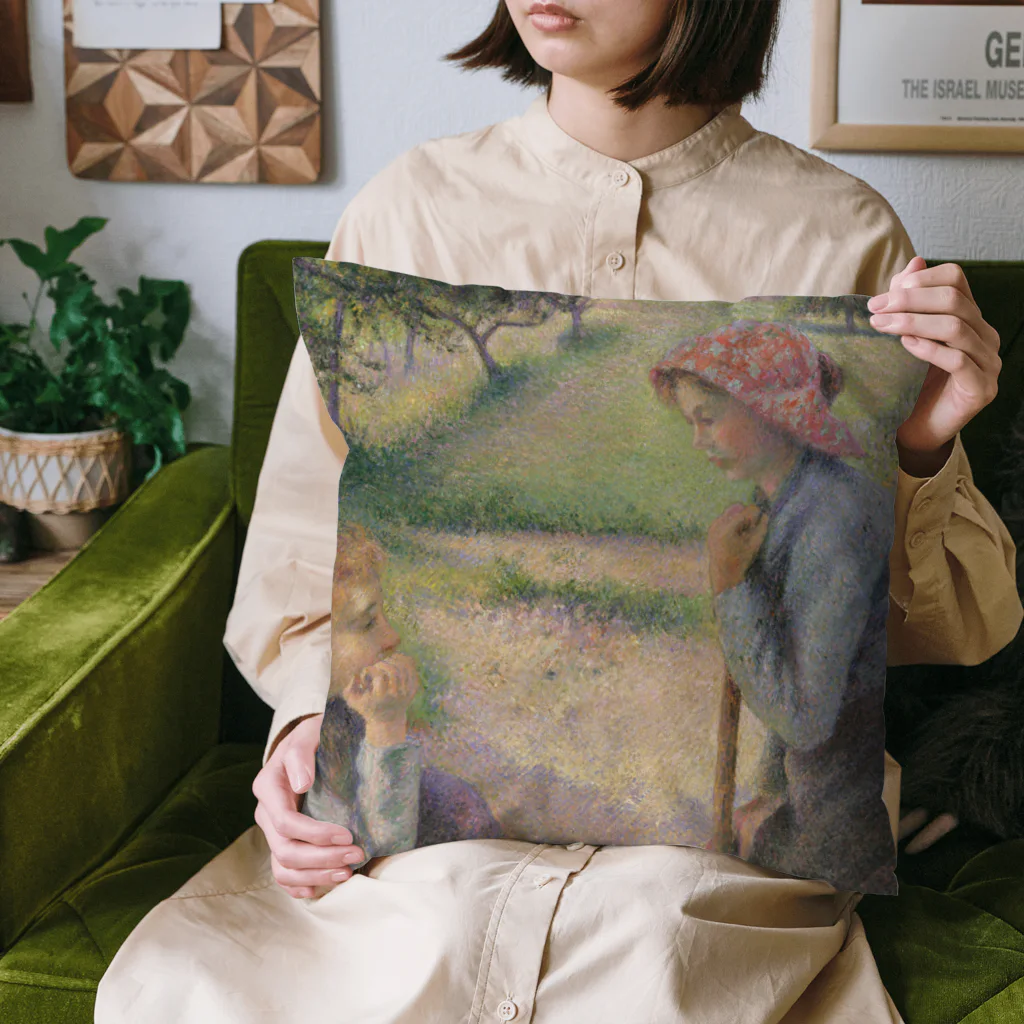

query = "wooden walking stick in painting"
[711,669,742,853]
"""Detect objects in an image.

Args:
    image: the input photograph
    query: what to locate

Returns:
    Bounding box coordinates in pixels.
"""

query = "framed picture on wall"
[811,0,1024,152]
[0,0,33,103]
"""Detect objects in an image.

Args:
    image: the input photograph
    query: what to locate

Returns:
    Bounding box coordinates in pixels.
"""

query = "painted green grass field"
[333,304,749,840]
[304,287,923,844]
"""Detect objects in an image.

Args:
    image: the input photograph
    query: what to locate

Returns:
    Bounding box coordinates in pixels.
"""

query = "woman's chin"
[526,52,585,77]
[521,43,609,81]
[707,455,740,478]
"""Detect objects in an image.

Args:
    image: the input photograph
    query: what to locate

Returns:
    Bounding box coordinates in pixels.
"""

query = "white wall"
[2,0,1021,444]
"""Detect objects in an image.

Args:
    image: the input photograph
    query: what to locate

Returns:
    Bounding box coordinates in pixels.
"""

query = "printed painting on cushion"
[293,259,927,895]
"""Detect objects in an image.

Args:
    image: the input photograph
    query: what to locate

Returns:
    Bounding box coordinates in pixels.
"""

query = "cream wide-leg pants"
[94,826,901,1024]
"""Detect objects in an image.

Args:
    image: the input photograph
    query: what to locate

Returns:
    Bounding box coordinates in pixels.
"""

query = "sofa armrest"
[0,446,235,949]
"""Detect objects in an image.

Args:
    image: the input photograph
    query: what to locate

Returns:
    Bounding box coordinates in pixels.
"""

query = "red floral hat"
[649,320,865,458]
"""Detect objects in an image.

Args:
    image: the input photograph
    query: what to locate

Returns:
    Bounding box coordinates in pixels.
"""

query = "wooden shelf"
[0,550,76,621]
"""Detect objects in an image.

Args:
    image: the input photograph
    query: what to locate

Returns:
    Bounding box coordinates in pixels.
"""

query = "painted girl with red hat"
[650,319,897,892]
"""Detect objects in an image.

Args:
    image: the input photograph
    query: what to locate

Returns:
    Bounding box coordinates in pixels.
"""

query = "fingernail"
[867,294,888,312]
[870,314,893,328]
[343,851,363,864]
[331,833,353,845]
[331,870,351,882]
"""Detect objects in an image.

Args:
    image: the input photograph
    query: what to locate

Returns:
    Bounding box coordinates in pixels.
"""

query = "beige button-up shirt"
[113,96,1019,1024]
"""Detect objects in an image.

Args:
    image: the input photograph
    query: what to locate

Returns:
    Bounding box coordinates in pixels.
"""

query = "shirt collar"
[510,93,756,192]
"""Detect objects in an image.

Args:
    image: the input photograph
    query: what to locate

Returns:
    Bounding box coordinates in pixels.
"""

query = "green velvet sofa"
[1,242,1022,1023]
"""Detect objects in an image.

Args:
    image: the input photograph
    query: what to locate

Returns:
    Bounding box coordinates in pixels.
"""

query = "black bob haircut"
[444,0,783,111]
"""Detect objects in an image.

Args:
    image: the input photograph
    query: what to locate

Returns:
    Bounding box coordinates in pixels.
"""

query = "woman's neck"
[755,448,802,500]
[546,75,722,163]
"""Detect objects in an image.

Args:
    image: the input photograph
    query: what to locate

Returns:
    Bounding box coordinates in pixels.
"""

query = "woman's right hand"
[707,503,768,595]
[252,713,366,899]
[343,654,420,747]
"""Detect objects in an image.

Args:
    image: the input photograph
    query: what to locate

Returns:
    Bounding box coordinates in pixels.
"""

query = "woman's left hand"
[898,806,960,855]
[869,256,1002,477]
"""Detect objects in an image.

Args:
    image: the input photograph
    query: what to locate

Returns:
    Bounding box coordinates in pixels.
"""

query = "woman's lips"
[527,3,579,31]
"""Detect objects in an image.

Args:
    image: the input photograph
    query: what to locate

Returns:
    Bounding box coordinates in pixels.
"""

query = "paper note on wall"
[72,0,223,50]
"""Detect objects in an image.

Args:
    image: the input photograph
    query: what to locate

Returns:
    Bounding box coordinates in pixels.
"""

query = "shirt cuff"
[263,644,332,765]
[890,434,963,616]
[895,433,964,546]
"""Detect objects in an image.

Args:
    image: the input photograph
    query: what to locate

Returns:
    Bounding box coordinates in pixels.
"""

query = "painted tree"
[340,269,559,379]
[294,259,398,411]
[785,295,867,332]
[295,260,562,392]
[404,321,418,374]
[545,294,594,344]
[414,284,559,378]
[357,274,462,377]
[830,296,864,332]
[294,260,345,412]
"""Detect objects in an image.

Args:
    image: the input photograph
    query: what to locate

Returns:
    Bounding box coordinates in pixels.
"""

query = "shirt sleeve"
[852,199,1023,667]
[887,433,1022,666]
[222,205,367,763]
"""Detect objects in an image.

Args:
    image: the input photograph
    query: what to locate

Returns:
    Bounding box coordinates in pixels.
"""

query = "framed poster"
[812,0,1024,152]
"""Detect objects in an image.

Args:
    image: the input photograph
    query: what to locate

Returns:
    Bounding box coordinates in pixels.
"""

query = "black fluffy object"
[886,631,1024,841]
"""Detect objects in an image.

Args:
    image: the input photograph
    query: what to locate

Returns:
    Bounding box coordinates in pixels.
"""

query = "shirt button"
[606,252,625,271]
[566,841,584,851]
[497,999,518,1020]
[612,168,630,187]
[909,531,927,549]
[535,874,553,887]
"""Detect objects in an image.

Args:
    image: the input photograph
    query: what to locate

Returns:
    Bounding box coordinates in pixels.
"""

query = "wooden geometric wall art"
[0,0,33,103]
[63,0,320,183]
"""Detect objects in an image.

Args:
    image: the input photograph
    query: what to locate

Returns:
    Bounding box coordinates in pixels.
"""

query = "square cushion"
[293,258,928,895]
[0,744,260,1024]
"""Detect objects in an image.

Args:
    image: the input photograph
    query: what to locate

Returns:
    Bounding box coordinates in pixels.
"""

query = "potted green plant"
[0,217,191,551]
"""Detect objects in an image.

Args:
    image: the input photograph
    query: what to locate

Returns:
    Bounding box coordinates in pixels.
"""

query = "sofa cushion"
[0,445,235,948]
[950,262,1024,506]
[233,239,328,527]
[0,743,261,1024]
[860,839,1024,1023]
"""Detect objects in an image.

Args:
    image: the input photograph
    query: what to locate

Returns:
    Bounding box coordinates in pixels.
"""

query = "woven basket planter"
[0,426,130,514]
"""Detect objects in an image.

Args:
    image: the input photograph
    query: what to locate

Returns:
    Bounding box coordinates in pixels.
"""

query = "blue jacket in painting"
[715,447,897,892]
[304,696,500,861]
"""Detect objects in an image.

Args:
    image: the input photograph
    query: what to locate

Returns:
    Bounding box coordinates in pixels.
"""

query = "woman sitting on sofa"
[95,2,1021,1021]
